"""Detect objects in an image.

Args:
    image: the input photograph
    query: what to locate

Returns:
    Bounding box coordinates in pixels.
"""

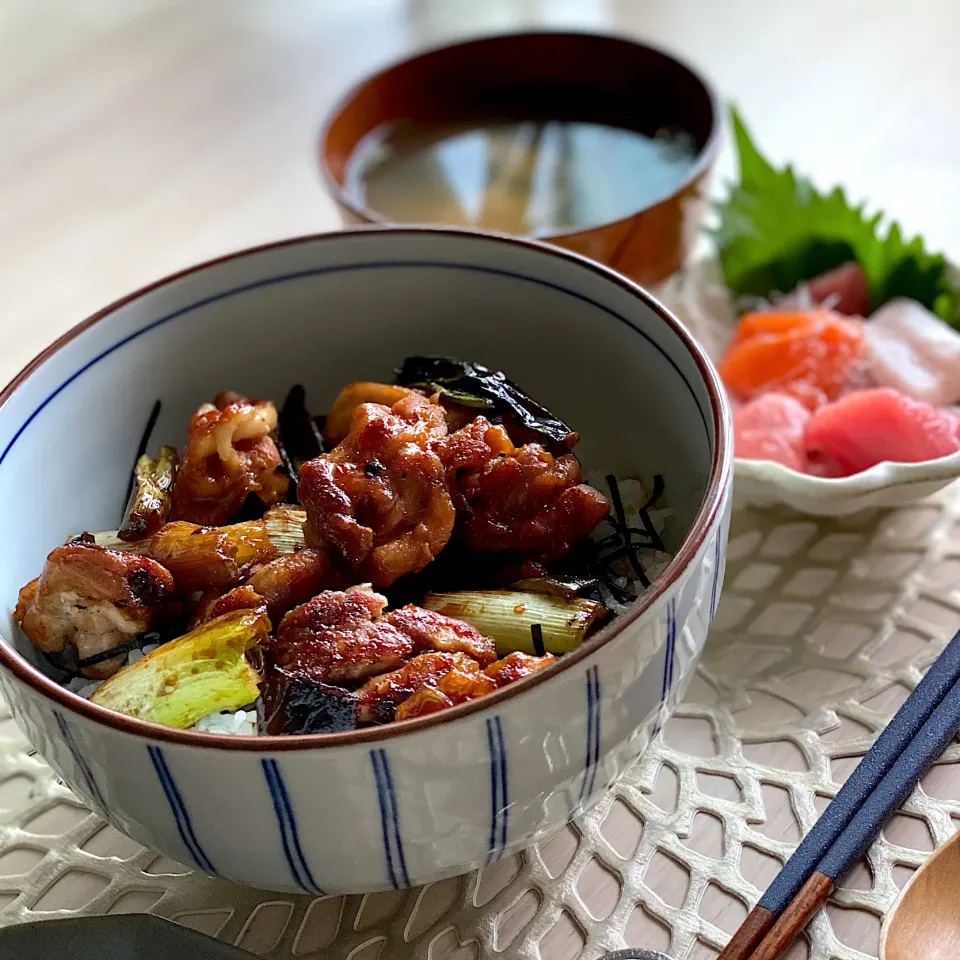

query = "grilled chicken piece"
[484,651,557,688]
[189,549,330,628]
[15,543,175,678]
[298,392,455,588]
[439,416,609,573]
[171,393,290,526]
[272,585,412,685]
[355,651,482,723]
[384,605,496,666]
[247,548,332,622]
[323,382,419,447]
[395,667,498,721]
[193,584,267,626]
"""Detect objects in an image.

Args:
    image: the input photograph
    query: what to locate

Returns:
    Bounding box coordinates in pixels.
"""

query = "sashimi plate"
[655,257,960,516]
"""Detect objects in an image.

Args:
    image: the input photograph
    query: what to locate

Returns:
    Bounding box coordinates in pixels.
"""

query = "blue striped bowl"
[0,228,732,893]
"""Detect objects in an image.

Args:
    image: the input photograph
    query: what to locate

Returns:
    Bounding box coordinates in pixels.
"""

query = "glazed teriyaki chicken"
[14,358,671,735]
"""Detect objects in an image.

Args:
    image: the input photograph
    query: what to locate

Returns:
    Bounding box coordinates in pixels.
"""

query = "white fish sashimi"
[864,298,960,406]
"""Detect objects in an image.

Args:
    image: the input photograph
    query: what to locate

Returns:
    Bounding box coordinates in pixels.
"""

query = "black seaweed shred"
[77,631,167,670]
[395,356,576,447]
[635,474,667,553]
[121,400,161,520]
[605,473,648,584]
[42,649,81,679]
[276,386,324,499]
[563,475,668,611]
[44,630,167,680]
[531,623,546,657]
[227,494,268,524]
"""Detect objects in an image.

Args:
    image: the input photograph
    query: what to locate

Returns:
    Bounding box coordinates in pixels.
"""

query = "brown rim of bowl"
[0,226,732,750]
[318,29,721,236]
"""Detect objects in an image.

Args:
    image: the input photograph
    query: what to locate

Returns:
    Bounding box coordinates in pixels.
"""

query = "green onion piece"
[423,590,607,657]
[83,505,305,565]
[118,446,179,542]
[90,608,269,729]
[263,505,307,554]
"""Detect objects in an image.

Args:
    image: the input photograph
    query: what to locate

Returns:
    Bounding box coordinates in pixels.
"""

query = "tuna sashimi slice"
[734,393,811,472]
[863,298,960,406]
[778,263,870,317]
[804,388,960,477]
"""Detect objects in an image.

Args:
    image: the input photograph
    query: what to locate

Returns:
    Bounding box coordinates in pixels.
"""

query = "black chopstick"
[748,667,960,959]
[718,625,960,960]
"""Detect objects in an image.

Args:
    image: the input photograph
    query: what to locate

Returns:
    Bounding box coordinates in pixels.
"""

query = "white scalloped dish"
[656,257,960,515]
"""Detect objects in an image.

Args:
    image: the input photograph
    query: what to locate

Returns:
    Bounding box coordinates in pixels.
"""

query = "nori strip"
[605,473,648,584]
[561,475,669,610]
[77,630,168,670]
[395,356,576,447]
[277,385,324,485]
[227,494,268,524]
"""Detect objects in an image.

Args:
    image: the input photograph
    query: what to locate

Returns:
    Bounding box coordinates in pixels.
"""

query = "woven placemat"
[1,487,959,960]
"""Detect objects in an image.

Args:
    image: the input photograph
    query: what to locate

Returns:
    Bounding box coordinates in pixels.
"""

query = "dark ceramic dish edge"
[0,914,256,959]
[0,915,671,960]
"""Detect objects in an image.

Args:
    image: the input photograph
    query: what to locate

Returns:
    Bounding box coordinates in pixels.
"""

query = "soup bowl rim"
[317,28,723,236]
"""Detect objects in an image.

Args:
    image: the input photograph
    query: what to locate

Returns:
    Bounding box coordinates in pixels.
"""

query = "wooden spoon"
[880,829,960,959]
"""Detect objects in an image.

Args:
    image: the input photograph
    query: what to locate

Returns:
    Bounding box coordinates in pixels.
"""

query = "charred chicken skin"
[484,650,557,687]
[298,393,455,588]
[394,666,498,720]
[272,585,413,685]
[355,650,482,723]
[383,605,496,666]
[171,393,290,526]
[15,543,175,678]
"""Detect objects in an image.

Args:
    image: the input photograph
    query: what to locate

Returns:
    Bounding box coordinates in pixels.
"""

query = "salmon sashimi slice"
[720,308,865,410]
[804,388,960,477]
[733,393,811,472]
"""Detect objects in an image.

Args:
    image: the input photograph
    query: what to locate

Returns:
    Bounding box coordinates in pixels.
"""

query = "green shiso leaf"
[713,105,959,326]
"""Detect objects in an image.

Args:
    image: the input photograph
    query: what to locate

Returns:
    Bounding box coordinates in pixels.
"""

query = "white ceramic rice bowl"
[0,228,732,894]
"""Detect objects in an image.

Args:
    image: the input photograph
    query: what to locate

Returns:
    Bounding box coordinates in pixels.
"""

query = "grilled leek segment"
[423,590,606,656]
[118,446,179,542]
[90,608,269,729]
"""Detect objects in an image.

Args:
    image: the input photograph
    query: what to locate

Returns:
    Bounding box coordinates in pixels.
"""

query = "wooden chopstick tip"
[716,905,775,960]
[748,872,832,960]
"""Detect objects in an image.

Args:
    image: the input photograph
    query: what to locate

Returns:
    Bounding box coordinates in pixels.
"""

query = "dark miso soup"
[344,118,699,236]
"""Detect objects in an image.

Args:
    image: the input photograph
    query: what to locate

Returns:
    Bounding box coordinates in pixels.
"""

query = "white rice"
[194,709,258,736]
[66,677,104,699]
